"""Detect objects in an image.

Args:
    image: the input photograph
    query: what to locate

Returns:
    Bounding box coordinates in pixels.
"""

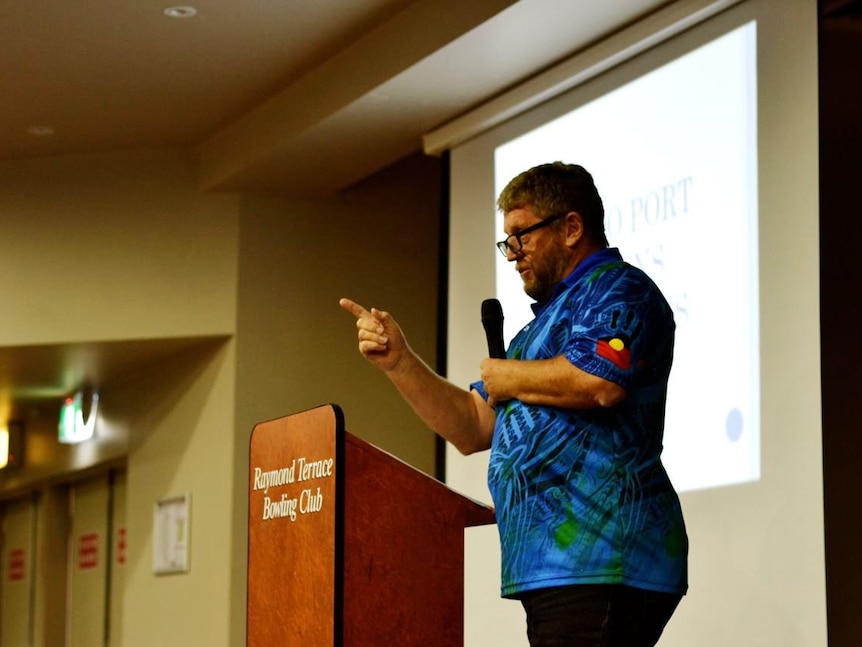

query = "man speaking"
[340,162,687,646]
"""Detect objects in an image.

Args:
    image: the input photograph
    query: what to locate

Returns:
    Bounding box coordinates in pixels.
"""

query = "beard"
[518,235,571,304]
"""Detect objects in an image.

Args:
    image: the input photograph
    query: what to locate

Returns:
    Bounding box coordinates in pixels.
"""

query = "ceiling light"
[26,125,55,137]
[164,6,197,18]
[0,426,8,469]
[0,421,23,470]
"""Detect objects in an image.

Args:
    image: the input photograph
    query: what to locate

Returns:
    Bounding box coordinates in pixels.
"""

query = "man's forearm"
[386,352,495,455]
[481,355,626,409]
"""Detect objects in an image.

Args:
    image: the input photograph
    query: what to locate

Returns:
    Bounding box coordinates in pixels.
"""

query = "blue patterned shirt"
[473,248,688,598]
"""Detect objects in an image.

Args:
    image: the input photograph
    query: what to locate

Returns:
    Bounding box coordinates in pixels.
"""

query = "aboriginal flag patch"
[597,335,631,370]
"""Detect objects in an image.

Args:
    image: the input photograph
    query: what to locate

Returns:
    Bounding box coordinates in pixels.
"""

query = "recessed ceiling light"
[164,6,197,18]
[26,125,55,137]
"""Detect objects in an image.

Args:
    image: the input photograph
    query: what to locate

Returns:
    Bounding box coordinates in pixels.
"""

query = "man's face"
[502,206,571,303]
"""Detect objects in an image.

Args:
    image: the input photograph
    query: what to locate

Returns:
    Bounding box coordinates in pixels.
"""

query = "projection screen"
[437,0,824,645]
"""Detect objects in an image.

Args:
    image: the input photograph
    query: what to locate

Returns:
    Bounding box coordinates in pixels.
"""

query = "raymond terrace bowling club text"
[252,456,333,522]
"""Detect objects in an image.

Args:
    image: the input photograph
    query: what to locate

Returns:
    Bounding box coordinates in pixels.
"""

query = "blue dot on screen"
[726,408,744,442]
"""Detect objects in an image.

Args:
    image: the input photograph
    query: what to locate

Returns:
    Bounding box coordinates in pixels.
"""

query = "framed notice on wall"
[153,493,190,575]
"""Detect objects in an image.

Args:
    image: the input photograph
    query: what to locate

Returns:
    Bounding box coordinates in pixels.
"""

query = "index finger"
[339,297,371,319]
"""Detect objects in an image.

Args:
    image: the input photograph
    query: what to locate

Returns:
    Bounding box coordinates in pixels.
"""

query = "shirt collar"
[531,247,623,315]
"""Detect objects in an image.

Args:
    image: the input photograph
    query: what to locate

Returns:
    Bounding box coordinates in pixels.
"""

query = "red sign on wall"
[78,532,99,570]
[116,527,127,566]
[8,548,25,582]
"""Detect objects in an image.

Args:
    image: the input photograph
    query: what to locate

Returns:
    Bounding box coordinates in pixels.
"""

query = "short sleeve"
[563,269,672,390]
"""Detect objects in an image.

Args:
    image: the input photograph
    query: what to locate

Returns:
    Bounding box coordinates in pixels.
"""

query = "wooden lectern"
[247,404,495,646]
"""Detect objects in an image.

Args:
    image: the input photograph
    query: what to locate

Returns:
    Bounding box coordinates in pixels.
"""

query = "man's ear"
[564,211,585,247]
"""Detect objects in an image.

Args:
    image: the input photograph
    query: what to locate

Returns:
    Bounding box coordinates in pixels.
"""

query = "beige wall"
[229,151,442,644]
[233,151,442,469]
[0,148,239,345]
[0,146,242,646]
[120,340,237,646]
[0,146,442,646]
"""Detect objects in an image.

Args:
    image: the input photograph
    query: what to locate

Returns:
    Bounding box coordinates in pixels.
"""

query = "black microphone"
[481,298,507,359]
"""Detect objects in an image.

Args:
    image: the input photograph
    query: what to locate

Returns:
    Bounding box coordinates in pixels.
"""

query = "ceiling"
[1,0,675,195]
[2,0,859,435]
[0,0,681,442]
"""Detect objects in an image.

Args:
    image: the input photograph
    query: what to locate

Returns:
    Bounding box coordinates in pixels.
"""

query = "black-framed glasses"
[496,214,564,257]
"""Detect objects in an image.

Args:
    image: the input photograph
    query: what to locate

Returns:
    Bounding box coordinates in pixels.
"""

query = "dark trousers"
[519,584,683,647]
